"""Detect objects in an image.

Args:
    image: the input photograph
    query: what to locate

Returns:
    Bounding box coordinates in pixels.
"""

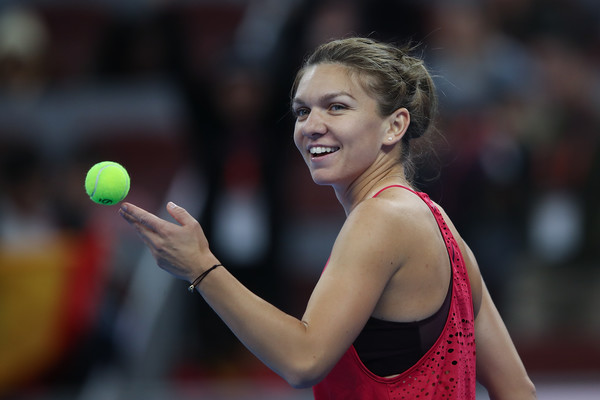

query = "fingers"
[119,202,162,233]
[166,202,195,226]
[119,201,212,281]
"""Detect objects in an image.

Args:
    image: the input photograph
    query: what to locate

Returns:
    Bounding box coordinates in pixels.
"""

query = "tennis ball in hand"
[85,161,130,205]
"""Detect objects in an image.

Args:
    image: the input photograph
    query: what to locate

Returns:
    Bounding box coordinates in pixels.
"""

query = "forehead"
[294,63,371,101]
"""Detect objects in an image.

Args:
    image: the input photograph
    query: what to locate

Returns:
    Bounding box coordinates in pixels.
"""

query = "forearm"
[118,202,329,385]
[479,359,536,400]
[476,283,537,399]
[194,265,323,387]
[487,389,537,400]
[482,369,536,400]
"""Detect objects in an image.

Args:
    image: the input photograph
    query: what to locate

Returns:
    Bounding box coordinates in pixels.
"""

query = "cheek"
[351,122,384,150]
[293,125,303,153]
[348,129,385,164]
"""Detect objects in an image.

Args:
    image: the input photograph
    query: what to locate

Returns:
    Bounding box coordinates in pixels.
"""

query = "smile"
[309,146,340,157]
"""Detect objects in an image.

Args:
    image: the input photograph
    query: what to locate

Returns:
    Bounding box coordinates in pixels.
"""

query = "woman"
[119,37,536,399]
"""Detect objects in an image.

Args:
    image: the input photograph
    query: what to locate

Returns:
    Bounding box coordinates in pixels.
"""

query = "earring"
[388,137,393,141]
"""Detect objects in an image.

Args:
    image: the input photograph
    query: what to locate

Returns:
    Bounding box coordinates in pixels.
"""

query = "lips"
[309,146,340,157]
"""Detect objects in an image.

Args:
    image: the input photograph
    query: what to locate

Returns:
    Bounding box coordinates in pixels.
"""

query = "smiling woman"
[119,37,536,400]
[291,62,398,193]
[292,38,437,187]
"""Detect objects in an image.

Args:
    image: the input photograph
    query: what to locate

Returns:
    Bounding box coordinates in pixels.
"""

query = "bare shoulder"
[343,188,457,321]
[329,188,429,276]
[336,195,412,263]
[346,187,434,239]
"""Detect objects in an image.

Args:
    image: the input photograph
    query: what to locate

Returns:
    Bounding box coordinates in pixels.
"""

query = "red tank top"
[313,185,476,400]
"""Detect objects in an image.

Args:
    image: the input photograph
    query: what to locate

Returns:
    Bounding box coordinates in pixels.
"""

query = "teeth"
[310,146,339,155]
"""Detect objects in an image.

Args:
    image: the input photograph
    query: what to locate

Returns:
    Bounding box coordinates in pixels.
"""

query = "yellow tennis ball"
[85,161,130,205]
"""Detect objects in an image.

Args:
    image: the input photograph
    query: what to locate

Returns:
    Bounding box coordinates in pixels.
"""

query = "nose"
[300,109,327,138]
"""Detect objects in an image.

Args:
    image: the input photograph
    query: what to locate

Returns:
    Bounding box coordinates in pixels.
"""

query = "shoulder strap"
[372,184,416,198]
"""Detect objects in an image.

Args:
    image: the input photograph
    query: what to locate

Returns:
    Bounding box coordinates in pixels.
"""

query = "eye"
[329,103,347,112]
[293,107,310,119]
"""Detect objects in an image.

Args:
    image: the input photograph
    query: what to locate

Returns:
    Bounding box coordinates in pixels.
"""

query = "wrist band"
[188,263,223,293]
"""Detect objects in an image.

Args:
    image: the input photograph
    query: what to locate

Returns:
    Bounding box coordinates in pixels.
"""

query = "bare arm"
[475,280,537,399]
[119,200,404,388]
[437,207,536,399]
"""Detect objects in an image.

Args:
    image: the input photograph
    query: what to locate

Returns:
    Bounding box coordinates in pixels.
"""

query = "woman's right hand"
[119,201,220,283]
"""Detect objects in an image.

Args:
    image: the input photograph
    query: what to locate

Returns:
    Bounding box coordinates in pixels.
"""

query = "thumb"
[167,202,194,226]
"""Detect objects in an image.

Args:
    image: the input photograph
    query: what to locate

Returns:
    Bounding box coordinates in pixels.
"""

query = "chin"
[313,179,333,187]
[310,170,348,187]
[309,172,334,186]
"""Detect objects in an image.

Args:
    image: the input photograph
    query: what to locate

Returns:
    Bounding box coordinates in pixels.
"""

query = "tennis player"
[120,37,536,399]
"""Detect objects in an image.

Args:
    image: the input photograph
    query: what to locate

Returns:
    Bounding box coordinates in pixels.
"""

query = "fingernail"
[168,201,177,209]
[120,204,128,212]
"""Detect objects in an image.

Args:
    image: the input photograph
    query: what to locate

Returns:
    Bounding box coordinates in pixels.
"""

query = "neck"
[333,165,411,216]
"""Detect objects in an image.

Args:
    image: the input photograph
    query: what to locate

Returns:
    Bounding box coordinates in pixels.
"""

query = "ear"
[382,108,410,146]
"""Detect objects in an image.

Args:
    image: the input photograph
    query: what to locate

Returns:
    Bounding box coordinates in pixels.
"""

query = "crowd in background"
[0,0,599,398]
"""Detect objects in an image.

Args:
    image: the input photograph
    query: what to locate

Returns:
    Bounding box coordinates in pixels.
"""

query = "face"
[292,63,392,188]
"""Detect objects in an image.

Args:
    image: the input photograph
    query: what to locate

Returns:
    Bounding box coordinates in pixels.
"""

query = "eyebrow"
[292,91,356,106]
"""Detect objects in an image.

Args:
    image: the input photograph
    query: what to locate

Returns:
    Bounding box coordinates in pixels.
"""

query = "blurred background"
[0,0,598,399]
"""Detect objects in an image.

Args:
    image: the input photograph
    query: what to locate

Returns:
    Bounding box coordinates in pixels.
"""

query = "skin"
[119,63,536,398]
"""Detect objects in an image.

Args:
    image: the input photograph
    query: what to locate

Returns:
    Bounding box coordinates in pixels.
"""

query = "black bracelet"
[188,263,223,293]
